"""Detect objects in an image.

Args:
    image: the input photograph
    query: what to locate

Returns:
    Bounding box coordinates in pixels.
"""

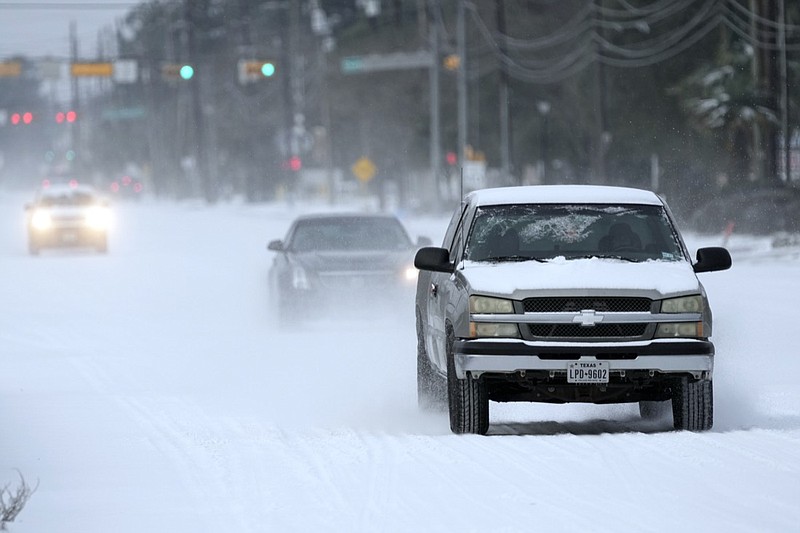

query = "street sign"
[0,62,22,77]
[71,62,114,77]
[341,51,433,74]
[102,107,146,121]
[352,157,377,183]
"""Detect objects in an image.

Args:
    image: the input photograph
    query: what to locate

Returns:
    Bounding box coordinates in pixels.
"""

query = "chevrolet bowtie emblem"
[573,309,603,327]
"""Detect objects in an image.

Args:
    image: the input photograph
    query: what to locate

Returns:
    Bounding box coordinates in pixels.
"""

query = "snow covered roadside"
[1,193,798,532]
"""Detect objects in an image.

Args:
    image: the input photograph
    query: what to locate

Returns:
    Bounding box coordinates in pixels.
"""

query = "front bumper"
[29,226,106,248]
[453,339,714,380]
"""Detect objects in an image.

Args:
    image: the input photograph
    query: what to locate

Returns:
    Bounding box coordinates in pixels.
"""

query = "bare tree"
[0,472,37,531]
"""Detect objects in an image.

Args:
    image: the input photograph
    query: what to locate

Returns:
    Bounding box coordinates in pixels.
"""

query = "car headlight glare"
[469,322,520,338]
[661,295,704,313]
[31,209,52,230]
[84,206,111,230]
[292,266,311,290]
[655,322,703,338]
[402,265,417,283]
[469,295,514,314]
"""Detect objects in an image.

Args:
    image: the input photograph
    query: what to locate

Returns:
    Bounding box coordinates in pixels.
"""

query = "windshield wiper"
[573,253,639,263]
[485,255,546,263]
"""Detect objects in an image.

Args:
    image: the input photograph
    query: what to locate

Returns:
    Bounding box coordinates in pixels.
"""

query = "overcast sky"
[0,1,134,60]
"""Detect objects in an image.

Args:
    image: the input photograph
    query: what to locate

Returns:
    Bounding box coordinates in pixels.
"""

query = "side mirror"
[417,236,433,247]
[414,246,453,273]
[693,247,732,273]
[267,239,284,252]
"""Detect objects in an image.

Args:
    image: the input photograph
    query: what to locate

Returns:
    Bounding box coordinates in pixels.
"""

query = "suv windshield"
[466,204,684,263]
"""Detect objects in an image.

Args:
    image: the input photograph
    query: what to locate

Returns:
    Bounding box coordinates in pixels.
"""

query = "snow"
[468,184,663,206]
[1,191,799,532]
[461,258,700,295]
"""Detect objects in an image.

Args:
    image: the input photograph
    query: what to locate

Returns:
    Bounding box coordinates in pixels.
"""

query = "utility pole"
[592,0,609,184]
[429,0,442,205]
[456,0,467,177]
[69,22,83,182]
[778,0,790,183]
[496,0,513,185]
[186,1,213,202]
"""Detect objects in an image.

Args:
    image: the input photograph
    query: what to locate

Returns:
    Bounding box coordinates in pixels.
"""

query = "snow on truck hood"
[461,257,700,297]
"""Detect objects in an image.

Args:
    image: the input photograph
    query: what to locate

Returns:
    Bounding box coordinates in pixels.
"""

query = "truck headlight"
[469,322,520,338]
[469,295,514,314]
[655,322,703,338]
[469,296,518,338]
[661,295,703,313]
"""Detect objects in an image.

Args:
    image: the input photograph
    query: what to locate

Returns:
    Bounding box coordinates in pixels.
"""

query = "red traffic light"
[11,112,34,125]
[446,151,457,166]
[55,110,77,123]
[285,156,302,172]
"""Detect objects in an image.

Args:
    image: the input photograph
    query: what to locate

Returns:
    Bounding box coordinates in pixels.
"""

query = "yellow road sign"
[71,62,113,77]
[352,157,377,182]
[0,61,22,77]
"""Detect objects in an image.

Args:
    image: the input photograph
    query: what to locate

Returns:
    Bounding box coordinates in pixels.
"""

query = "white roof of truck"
[467,185,663,207]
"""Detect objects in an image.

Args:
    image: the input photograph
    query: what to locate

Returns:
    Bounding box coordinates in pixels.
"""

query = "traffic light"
[443,54,460,71]
[161,64,194,81]
[10,112,33,125]
[283,156,302,172]
[238,60,276,84]
[55,111,77,123]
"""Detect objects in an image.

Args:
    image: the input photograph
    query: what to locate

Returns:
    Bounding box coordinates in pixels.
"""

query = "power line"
[465,0,799,84]
[0,2,136,9]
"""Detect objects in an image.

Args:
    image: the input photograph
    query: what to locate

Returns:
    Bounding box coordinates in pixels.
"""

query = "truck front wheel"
[446,327,489,435]
[671,377,713,431]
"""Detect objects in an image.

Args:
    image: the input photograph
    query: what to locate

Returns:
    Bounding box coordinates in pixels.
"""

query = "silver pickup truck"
[414,185,731,435]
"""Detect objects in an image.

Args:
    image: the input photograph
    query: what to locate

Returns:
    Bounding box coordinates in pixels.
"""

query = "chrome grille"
[523,297,653,340]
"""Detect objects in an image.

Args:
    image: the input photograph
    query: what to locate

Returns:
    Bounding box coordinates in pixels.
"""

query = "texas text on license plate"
[567,361,609,384]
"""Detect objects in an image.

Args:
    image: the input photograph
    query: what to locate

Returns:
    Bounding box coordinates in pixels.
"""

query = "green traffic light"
[180,65,194,80]
[261,63,275,77]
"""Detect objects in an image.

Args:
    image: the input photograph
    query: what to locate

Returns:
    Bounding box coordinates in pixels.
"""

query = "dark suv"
[414,185,731,435]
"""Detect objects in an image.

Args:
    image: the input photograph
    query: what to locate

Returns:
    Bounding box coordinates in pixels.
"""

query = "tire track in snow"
[69,355,263,532]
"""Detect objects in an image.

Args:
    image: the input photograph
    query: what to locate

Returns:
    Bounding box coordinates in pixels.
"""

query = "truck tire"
[671,377,713,431]
[416,309,446,411]
[446,327,489,435]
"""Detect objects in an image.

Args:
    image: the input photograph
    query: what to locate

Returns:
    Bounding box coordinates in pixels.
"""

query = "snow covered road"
[1,193,798,532]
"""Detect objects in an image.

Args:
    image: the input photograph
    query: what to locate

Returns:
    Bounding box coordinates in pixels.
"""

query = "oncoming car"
[267,213,430,321]
[25,184,111,255]
[414,185,731,435]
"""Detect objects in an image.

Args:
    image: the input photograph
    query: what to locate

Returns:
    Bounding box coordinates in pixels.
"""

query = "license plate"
[60,231,78,243]
[567,361,609,384]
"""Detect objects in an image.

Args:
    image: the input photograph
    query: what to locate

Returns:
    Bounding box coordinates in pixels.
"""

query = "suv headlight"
[469,296,519,338]
[656,295,704,338]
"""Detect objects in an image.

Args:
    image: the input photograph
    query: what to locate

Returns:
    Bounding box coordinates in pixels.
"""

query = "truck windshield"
[465,204,684,263]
